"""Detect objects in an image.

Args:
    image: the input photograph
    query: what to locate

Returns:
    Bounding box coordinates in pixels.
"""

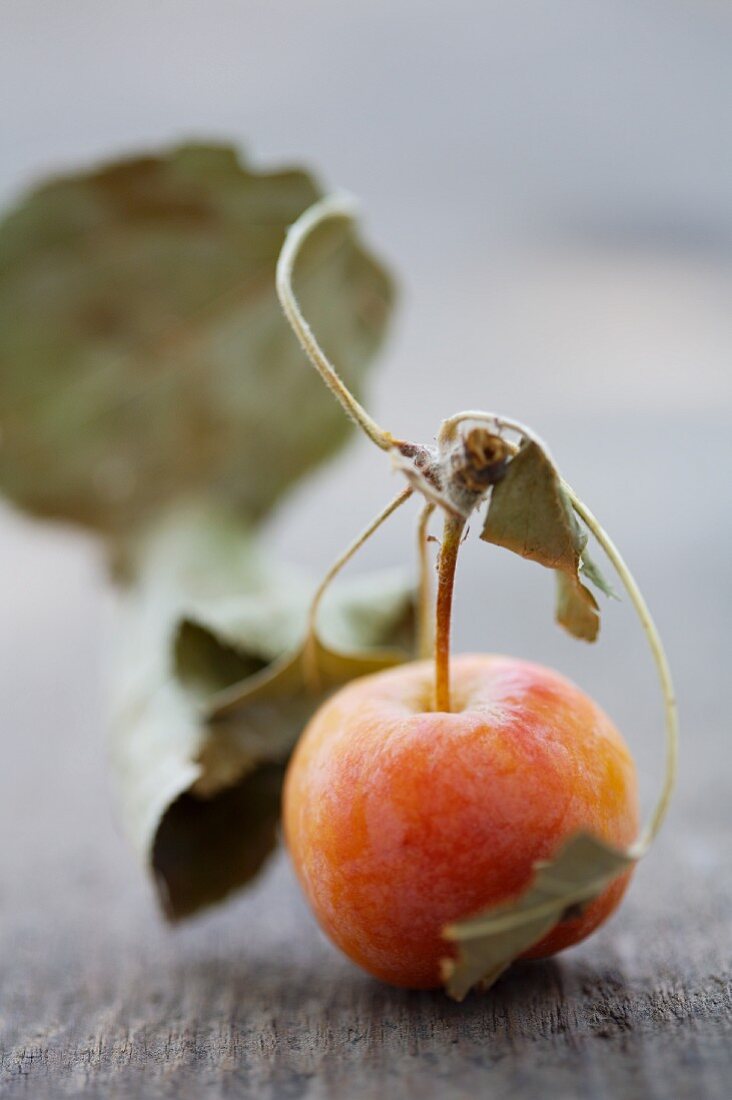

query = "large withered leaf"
[442,833,635,1000]
[110,504,415,919]
[0,144,394,537]
[481,441,612,641]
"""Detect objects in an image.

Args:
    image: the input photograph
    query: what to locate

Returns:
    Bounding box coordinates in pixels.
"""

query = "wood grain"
[0,838,729,1099]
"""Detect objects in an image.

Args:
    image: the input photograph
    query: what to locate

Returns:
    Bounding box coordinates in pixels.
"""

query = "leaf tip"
[439,956,467,1002]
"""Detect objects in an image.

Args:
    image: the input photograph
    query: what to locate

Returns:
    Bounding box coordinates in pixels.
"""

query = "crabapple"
[284,654,638,990]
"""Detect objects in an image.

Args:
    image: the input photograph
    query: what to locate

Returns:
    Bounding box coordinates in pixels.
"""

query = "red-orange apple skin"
[283,654,639,990]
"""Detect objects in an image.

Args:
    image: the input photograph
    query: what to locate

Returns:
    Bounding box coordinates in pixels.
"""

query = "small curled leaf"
[442,832,635,1001]
[481,440,613,641]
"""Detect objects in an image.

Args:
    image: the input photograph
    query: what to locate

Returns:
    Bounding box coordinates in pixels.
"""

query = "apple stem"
[434,513,466,712]
[417,502,436,659]
[302,487,413,692]
[276,195,395,453]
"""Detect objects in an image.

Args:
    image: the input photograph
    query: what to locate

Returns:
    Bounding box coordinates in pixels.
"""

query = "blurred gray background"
[0,1,730,1092]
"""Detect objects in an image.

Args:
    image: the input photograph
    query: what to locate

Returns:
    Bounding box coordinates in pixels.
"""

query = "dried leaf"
[0,144,394,537]
[442,833,635,1000]
[110,504,414,919]
[581,552,618,600]
[481,441,613,641]
[555,571,599,642]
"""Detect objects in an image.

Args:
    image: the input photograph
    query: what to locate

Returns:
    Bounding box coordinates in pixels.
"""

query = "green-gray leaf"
[442,832,635,1000]
[110,504,415,919]
[481,441,613,642]
[581,552,618,600]
[0,144,394,538]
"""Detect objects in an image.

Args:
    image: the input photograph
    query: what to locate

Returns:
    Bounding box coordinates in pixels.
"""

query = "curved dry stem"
[437,409,550,460]
[565,484,679,853]
[276,195,394,452]
[302,487,414,692]
[416,502,436,659]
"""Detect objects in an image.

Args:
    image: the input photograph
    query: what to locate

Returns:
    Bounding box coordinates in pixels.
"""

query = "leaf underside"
[442,832,635,1000]
[0,143,394,539]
